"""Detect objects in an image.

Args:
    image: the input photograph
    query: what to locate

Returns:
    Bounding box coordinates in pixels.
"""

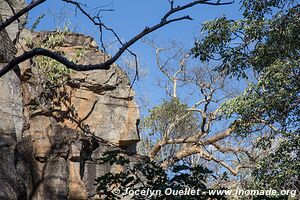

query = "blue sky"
[26,0,243,115]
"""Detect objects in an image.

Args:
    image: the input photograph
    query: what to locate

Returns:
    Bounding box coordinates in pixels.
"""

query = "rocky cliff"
[0,1,140,199]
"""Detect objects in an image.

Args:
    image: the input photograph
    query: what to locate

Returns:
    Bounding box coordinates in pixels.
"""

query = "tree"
[1,0,298,198]
[95,150,226,200]
[0,0,233,78]
[140,42,257,179]
[192,0,299,194]
[0,1,236,199]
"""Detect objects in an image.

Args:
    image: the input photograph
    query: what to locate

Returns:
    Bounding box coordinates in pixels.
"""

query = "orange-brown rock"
[0,3,140,198]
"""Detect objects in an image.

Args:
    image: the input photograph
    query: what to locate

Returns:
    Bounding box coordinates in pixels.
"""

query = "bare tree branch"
[160,145,242,175]
[0,16,190,77]
[161,0,233,22]
[211,143,255,160]
[150,133,198,159]
[0,0,233,78]
[146,48,247,175]
[149,122,239,160]
[202,122,238,145]
[0,0,46,31]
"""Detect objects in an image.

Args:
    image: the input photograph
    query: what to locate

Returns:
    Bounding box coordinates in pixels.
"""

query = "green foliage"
[241,0,298,20]
[28,30,73,112]
[99,150,130,166]
[143,98,199,138]
[222,59,299,131]
[24,36,34,49]
[30,13,45,31]
[71,47,88,63]
[192,0,300,193]
[141,98,200,162]
[254,134,300,190]
[35,56,70,85]
[34,31,70,86]
[41,31,65,49]
[192,1,300,78]
[95,150,226,200]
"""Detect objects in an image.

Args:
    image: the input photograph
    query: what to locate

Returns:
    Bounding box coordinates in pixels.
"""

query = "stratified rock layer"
[0,1,140,199]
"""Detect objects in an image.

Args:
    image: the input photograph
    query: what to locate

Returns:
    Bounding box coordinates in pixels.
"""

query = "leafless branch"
[0,0,46,31]
[0,0,233,78]
[145,41,248,175]
[160,145,243,175]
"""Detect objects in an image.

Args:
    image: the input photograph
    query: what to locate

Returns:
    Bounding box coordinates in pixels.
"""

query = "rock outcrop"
[0,1,140,199]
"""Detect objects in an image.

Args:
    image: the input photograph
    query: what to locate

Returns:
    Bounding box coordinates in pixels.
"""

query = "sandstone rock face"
[0,2,140,199]
[19,30,140,148]
[0,3,25,199]
[0,0,27,41]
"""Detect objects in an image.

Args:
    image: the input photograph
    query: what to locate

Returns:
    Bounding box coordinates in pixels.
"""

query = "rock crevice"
[0,1,140,199]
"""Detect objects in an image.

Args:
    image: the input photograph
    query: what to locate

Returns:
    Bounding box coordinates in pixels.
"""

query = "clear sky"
[25,0,243,115]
